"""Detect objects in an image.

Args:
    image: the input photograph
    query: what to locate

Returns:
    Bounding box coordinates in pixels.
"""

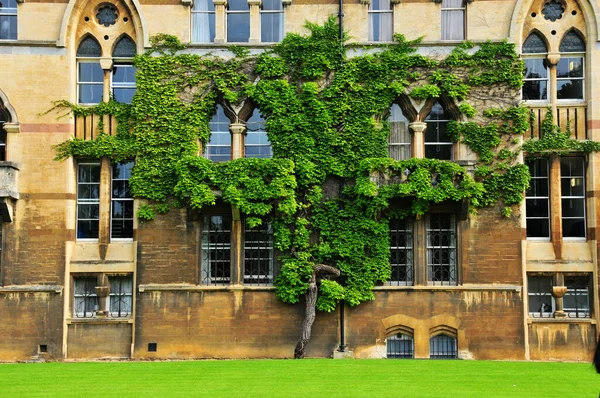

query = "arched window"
[430,333,457,359]
[227,0,250,43]
[261,0,283,43]
[522,32,548,101]
[425,102,453,160]
[112,35,137,104]
[387,333,414,358]
[368,0,392,42]
[388,103,410,160]
[207,104,232,162]
[557,31,585,100]
[192,0,216,43]
[77,36,103,104]
[0,0,17,40]
[245,109,272,158]
[441,0,466,41]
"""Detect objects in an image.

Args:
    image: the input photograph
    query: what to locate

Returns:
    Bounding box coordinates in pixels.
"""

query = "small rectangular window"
[260,0,283,43]
[78,62,104,104]
[0,0,18,41]
[564,275,590,318]
[192,0,216,43]
[368,0,393,42]
[523,58,549,101]
[441,0,465,41]
[73,276,99,318]
[77,163,101,240]
[430,334,457,359]
[560,157,585,239]
[227,0,250,43]
[387,334,414,358]
[111,161,134,240]
[112,64,136,104]
[109,275,133,317]
[243,218,274,285]
[426,214,457,285]
[202,215,232,285]
[527,275,553,318]
[388,218,413,286]
[525,158,550,239]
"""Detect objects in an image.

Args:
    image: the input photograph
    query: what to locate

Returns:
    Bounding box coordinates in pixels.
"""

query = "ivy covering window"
[243,218,274,285]
[525,158,550,238]
[388,104,411,160]
[368,0,392,42]
[77,37,103,104]
[441,0,465,41]
[245,109,272,158]
[557,31,585,100]
[227,0,250,43]
[522,33,548,101]
[192,0,216,43]
[207,104,232,162]
[425,102,453,160]
[112,36,137,104]
[261,0,283,43]
[0,0,17,40]
[389,218,413,286]
[77,163,101,240]
[111,161,134,239]
[560,157,585,238]
[202,215,232,285]
[426,214,456,285]
[109,275,133,317]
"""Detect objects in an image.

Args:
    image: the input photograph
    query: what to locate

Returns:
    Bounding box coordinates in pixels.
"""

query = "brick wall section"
[137,209,197,284]
[0,293,63,360]
[67,323,132,359]
[462,206,523,285]
[134,291,338,359]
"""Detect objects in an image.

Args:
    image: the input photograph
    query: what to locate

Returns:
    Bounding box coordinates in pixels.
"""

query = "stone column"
[214,0,228,44]
[248,0,262,44]
[100,58,114,135]
[230,122,246,159]
[546,52,561,122]
[409,121,427,159]
[95,274,110,317]
[99,157,112,260]
[552,273,567,318]
[549,154,562,259]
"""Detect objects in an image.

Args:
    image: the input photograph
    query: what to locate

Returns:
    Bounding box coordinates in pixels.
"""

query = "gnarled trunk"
[294,264,340,359]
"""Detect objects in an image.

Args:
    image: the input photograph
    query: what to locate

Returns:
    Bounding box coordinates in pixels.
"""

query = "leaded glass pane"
[113,36,137,58]
[542,0,564,22]
[559,31,585,53]
[77,36,102,57]
[523,33,548,54]
[96,4,118,27]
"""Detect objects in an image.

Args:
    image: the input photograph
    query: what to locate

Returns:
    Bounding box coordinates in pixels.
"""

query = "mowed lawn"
[0,359,597,397]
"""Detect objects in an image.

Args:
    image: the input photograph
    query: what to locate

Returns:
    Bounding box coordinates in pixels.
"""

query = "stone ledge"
[0,285,62,294]
[67,318,133,325]
[138,283,276,292]
[374,284,522,292]
[527,318,596,325]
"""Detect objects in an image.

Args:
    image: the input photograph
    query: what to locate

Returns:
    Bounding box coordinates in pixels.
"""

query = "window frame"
[425,102,454,160]
[0,0,17,41]
[206,104,232,162]
[556,53,585,102]
[386,333,414,359]
[201,214,232,285]
[111,62,136,104]
[226,0,251,43]
[563,274,591,319]
[243,217,274,285]
[522,56,549,102]
[388,217,414,286]
[388,103,411,160]
[560,157,586,240]
[260,0,284,43]
[73,276,99,318]
[108,274,133,317]
[76,162,101,241]
[245,109,272,159]
[191,0,216,43]
[111,161,134,241]
[525,158,550,240]
[441,0,466,41]
[426,214,457,286]
[77,59,104,105]
[429,333,458,359]
[368,0,393,43]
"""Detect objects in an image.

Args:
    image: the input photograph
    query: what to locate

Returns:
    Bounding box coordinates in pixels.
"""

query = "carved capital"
[181,0,193,5]
[409,121,427,133]
[546,52,561,66]
[213,0,227,5]
[99,57,113,71]
[281,0,292,5]
[230,122,246,134]
[248,0,261,5]
[359,0,371,5]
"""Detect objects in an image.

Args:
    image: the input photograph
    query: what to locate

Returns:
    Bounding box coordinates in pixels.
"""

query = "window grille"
[245,109,272,158]
[564,275,590,318]
[560,158,585,238]
[427,214,457,285]
[0,0,17,40]
[111,161,134,239]
[527,275,554,318]
[109,276,133,317]
[441,0,465,41]
[261,0,283,43]
[227,0,250,43]
[368,0,392,42]
[387,334,414,358]
[74,277,98,318]
[430,334,457,359]
[207,105,232,162]
[77,163,101,240]
[525,159,550,238]
[425,102,453,160]
[388,218,413,286]
[388,104,411,160]
[192,0,216,43]
[243,219,274,285]
[202,215,232,285]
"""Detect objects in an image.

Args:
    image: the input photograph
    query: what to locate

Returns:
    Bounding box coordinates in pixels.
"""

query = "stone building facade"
[0,0,599,361]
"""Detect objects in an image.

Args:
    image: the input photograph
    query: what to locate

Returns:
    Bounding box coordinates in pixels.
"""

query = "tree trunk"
[294,264,340,359]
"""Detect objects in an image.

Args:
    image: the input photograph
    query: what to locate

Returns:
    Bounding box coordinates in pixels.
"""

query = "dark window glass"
[78,62,103,104]
[525,159,550,238]
[202,215,232,285]
[560,158,585,238]
[96,4,118,27]
[207,105,232,162]
[425,102,453,160]
[77,36,102,57]
[430,334,457,359]
[77,164,101,239]
[389,218,413,286]
[227,0,250,42]
[564,275,590,318]
[523,33,548,54]
[0,0,17,40]
[559,31,585,53]
[387,334,414,359]
[113,36,137,58]
[244,218,274,285]
[542,0,564,22]
[528,275,553,317]
[111,161,134,239]
[427,214,457,285]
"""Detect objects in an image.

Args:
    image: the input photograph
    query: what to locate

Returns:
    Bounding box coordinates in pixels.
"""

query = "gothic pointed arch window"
[207,104,232,162]
[112,35,137,104]
[0,0,17,40]
[388,103,411,160]
[425,102,453,160]
[245,109,272,158]
[77,36,104,104]
[557,31,585,100]
[522,32,548,101]
[369,0,393,42]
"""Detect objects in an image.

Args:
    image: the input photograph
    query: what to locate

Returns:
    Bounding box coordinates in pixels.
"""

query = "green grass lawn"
[0,359,597,397]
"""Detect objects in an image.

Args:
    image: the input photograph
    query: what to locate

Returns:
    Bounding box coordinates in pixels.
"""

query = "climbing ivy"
[52,18,571,316]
